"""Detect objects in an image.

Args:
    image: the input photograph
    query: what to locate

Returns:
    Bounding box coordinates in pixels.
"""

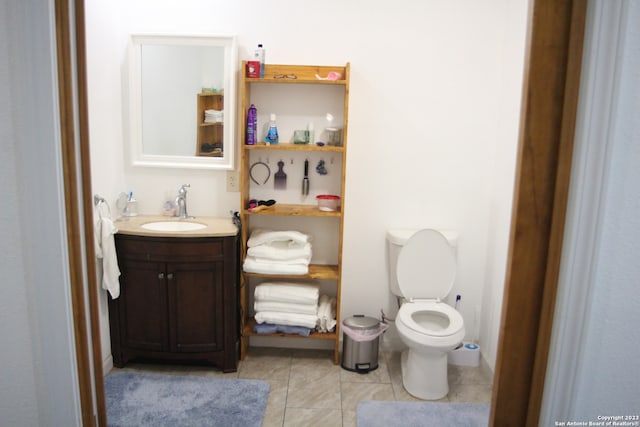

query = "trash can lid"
[343,315,379,330]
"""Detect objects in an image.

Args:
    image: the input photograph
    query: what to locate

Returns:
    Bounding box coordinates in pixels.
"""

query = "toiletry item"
[307,122,314,145]
[316,194,340,211]
[246,104,257,145]
[302,159,309,196]
[265,113,279,145]
[315,71,343,81]
[162,200,176,216]
[246,61,260,78]
[254,44,265,78]
[124,198,138,217]
[326,127,342,146]
[293,130,309,144]
[274,160,287,190]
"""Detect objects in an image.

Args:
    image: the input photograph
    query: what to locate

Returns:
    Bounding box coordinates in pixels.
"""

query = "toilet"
[387,228,465,400]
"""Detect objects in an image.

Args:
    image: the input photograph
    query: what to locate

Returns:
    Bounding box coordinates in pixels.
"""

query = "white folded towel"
[204,109,223,123]
[248,229,311,248]
[252,256,311,265]
[254,311,318,329]
[316,295,337,333]
[95,217,121,299]
[254,282,319,305]
[254,300,318,315]
[243,256,308,275]
[247,241,312,261]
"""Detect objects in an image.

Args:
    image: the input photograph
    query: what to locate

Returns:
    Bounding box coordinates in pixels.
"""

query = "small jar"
[316,195,340,212]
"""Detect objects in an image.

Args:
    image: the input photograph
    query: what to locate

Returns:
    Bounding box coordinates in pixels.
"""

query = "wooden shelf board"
[245,78,346,86]
[196,152,223,157]
[243,263,339,280]
[244,143,343,152]
[244,204,341,217]
[244,63,348,85]
[243,320,337,340]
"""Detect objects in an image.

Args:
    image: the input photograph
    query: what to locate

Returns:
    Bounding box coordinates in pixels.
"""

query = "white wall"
[1,0,82,425]
[85,0,528,370]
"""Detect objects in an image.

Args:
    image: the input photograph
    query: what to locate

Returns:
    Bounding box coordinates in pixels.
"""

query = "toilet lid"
[397,229,456,299]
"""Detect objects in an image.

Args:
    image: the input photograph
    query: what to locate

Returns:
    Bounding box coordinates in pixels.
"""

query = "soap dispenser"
[265,113,279,145]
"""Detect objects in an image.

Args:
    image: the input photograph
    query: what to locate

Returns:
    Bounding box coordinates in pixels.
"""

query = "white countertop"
[114,215,238,238]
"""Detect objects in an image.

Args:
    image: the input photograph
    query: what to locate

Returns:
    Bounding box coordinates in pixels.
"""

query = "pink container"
[316,195,340,212]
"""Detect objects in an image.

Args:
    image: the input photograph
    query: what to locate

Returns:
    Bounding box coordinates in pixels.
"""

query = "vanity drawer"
[115,234,226,262]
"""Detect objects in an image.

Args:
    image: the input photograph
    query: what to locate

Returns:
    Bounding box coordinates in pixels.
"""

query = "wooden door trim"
[55,0,106,425]
[490,1,588,425]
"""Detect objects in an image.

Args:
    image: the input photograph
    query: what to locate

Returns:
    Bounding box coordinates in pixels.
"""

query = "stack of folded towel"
[204,109,223,123]
[254,282,319,336]
[243,229,312,275]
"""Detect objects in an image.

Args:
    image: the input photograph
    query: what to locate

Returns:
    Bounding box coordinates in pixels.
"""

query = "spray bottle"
[246,104,257,145]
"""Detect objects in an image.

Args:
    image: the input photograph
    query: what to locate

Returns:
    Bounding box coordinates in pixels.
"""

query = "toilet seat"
[396,229,456,300]
[397,301,464,337]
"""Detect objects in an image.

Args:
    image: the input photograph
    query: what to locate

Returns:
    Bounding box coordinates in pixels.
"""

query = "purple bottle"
[246,104,257,145]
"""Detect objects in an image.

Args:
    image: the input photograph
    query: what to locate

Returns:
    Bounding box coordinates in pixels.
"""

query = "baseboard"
[103,354,113,375]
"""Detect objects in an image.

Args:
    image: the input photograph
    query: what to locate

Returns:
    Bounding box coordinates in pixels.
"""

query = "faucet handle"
[178,184,190,195]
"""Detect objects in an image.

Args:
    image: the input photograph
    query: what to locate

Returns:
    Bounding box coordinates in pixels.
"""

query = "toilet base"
[401,348,449,400]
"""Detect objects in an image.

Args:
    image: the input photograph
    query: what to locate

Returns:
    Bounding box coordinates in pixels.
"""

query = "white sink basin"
[141,221,207,232]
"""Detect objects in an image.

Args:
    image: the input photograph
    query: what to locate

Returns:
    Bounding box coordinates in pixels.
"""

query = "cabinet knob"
[167,273,174,280]
[158,272,164,280]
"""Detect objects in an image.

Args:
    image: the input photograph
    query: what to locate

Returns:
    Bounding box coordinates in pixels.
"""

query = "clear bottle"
[307,122,314,145]
[265,113,279,145]
[246,104,257,145]
[254,44,265,78]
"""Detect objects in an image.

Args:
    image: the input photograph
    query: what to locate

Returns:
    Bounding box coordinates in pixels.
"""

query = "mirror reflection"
[129,35,236,169]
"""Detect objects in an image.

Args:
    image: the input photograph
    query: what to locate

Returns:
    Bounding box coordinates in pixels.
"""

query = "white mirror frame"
[128,34,237,170]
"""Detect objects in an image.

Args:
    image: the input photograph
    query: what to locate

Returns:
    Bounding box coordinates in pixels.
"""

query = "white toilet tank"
[386,228,458,297]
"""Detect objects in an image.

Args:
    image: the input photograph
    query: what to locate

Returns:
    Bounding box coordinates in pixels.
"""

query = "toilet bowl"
[387,228,465,400]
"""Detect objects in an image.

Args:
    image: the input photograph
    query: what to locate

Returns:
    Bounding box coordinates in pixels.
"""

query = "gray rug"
[105,371,270,427]
[357,401,490,427]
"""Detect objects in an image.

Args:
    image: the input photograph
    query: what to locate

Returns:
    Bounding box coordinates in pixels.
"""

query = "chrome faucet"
[174,184,193,219]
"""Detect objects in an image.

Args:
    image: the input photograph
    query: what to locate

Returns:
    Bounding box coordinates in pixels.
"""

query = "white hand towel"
[96,217,121,299]
[247,241,312,261]
[254,311,318,329]
[316,295,337,332]
[243,256,309,276]
[247,229,311,248]
[254,300,318,315]
[252,256,311,265]
[254,282,319,304]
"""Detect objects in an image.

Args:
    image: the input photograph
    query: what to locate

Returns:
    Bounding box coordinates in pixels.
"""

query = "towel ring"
[94,194,112,219]
[250,161,271,185]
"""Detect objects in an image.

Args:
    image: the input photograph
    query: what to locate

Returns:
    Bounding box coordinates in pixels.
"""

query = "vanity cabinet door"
[168,261,224,353]
[118,259,169,352]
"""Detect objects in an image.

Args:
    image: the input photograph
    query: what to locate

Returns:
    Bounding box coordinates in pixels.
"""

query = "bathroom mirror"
[128,34,237,169]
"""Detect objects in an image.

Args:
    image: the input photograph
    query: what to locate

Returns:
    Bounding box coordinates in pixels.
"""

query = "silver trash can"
[341,315,380,374]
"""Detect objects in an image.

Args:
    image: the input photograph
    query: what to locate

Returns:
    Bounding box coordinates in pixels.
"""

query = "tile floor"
[116,346,493,427]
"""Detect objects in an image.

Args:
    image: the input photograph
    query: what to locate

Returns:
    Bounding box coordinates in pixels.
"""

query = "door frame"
[56,0,587,425]
[489,1,588,426]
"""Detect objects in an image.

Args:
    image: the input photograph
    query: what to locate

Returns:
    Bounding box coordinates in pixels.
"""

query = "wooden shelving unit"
[238,62,350,364]
[196,92,224,157]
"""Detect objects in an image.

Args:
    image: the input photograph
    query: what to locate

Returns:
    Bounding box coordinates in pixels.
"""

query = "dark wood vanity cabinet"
[108,234,238,372]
